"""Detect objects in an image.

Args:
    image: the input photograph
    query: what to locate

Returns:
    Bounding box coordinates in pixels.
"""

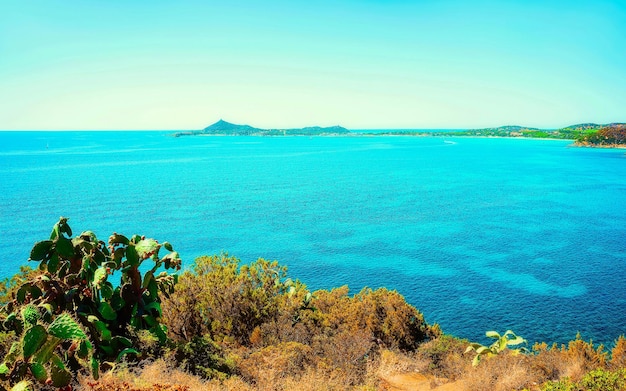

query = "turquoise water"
[1,131,625,346]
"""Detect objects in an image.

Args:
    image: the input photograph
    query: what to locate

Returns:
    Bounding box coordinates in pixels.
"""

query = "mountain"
[174,120,351,136]
[202,120,263,135]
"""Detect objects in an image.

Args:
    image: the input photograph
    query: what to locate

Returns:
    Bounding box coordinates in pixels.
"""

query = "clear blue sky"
[1,0,624,130]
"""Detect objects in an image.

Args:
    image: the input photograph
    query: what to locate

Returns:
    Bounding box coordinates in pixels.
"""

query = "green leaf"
[29,362,48,383]
[50,354,72,387]
[111,294,125,311]
[507,336,527,346]
[109,233,129,245]
[79,230,97,243]
[142,271,154,289]
[143,315,157,327]
[93,321,112,341]
[111,336,133,349]
[55,236,74,258]
[48,313,87,340]
[50,222,60,240]
[162,241,173,251]
[98,302,117,321]
[151,324,167,344]
[113,248,125,267]
[147,277,158,299]
[125,245,139,267]
[78,339,92,358]
[30,240,53,261]
[100,344,114,356]
[143,301,162,317]
[23,325,48,359]
[93,266,107,287]
[0,363,10,375]
[100,282,114,300]
[47,254,60,274]
[485,331,500,339]
[497,338,508,352]
[60,222,72,237]
[16,284,43,304]
[11,380,34,391]
[116,348,139,363]
[135,239,159,258]
[32,336,61,365]
[91,356,99,380]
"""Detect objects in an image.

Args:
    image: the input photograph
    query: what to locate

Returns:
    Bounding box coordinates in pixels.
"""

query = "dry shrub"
[238,342,314,386]
[530,342,567,383]
[279,366,378,391]
[80,360,206,391]
[417,334,470,380]
[463,351,539,391]
[611,336,626,369]
[375,349,426,378]
[162,255,290,346]
[80,360,256,391]
[310,286,437,351]
[529,335,608,385]
[559,334,607,381]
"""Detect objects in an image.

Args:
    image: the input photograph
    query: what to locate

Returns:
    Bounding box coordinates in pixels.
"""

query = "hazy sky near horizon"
[1,1,625,130]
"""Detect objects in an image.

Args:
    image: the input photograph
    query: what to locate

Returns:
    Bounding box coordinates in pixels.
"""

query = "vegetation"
[173,120,350,137]
[373,123,625,140]
[0,218,180,389]
[174,120,626,144]
[575,124,626,147]
[2,218,626,390]
[465,330,527,366]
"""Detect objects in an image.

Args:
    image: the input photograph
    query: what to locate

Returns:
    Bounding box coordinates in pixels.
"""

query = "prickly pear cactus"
[0,311,93,389]
[48,313,87,340]
[20,306,39,326]
[1,217,181,388]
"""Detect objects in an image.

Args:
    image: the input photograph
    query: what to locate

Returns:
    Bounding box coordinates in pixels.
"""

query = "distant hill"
[203,119,263,135]
[575,123,626,147]
[421,123,626,140]
[173,120,351,137]
[173,120,626,142]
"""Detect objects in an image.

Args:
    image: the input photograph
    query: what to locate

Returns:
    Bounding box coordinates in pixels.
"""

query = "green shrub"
[162,254,291,346]
[580,368,626,391]
[540,379,576,391]
[465,330,527,366]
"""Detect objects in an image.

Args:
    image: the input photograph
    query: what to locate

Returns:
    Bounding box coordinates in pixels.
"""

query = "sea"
[1,131,625,347]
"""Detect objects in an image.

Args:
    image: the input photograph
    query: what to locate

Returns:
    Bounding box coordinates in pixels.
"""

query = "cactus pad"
[10,380,34,391]
[50,354,72,387]
[47,313,87,340]
[28,362,47,383]
[20,305,40,326]
[23,325,47,359]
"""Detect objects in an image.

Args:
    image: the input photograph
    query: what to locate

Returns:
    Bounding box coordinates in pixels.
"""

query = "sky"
[1,0,625,130]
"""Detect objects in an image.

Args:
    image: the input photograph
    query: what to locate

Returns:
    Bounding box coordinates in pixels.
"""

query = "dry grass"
[76,334,625,391]
[463,352,538,391]
[79,357,382,391]
[375,349,427,379]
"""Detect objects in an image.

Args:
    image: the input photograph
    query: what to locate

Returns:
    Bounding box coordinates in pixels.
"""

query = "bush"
[161,254,291,346]
[417,334,469,379]
[580,368,626,391]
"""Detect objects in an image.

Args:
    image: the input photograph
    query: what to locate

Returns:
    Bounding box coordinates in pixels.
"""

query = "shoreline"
[572,142,626,150]
[178,131,626,150]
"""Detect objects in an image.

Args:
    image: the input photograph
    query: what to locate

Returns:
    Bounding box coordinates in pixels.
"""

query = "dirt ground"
[379,372,466,391]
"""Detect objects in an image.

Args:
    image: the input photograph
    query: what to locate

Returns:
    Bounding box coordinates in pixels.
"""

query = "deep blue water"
[1,131,625,347]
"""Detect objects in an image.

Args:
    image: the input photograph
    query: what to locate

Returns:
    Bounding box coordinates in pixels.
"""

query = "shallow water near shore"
[1,131,625,346]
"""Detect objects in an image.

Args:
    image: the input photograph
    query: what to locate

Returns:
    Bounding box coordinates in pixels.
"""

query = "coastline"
[572,142,626,150]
